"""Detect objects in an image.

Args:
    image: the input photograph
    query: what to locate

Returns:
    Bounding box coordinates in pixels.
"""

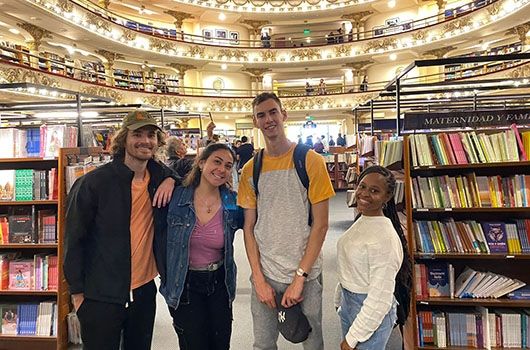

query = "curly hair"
[110,127,166,157]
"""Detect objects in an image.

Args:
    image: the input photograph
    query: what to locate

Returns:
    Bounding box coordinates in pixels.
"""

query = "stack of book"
[0,302,57,336]
[0,254,59,291]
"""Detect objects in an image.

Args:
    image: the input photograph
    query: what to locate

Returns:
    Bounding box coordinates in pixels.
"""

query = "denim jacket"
[159,185,243,309]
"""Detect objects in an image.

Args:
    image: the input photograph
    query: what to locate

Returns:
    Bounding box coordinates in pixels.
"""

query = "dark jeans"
[76,279,157,350]
[168,268,232,350]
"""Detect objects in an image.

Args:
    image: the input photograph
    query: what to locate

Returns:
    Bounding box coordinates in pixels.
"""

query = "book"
[507,285,530,300]
[1,304,18,334]
[481,222,508,253]
[0,170,14,201]
[8,206,36,244]
[427,262,450,297]
[8,260,33,290]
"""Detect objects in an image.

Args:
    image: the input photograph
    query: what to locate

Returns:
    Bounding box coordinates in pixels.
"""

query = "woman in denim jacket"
[159,143,243,350]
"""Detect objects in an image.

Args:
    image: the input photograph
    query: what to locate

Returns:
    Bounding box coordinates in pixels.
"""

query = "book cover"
[507,285,530,299]
[481,222,508,253]
[8,260,33,290]
[427,262,450,297]
[8,206,35,244]
[1,304,18,334]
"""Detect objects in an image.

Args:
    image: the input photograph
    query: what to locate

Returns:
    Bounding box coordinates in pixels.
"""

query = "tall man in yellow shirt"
[238,93,335,349]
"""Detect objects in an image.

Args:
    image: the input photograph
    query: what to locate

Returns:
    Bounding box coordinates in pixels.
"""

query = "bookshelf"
[404,125,530,349]
[0,42,30,66]
[324,151,351,190]
[0,157,65,350]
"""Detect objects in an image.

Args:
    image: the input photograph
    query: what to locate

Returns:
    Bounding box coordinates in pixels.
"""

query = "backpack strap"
[293,144,312,226]
[252,148,264,197]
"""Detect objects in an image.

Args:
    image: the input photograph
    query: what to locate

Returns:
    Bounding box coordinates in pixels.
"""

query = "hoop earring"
[382,202,388,210]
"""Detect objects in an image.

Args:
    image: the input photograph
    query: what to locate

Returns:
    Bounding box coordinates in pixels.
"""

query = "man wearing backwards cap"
[64,110,179,350]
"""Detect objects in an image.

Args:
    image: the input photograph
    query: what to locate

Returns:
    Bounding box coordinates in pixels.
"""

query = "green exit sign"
[306,115,314,120]
[303,29,311,36]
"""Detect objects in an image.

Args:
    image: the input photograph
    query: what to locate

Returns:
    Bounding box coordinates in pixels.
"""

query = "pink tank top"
[188,207,224,269]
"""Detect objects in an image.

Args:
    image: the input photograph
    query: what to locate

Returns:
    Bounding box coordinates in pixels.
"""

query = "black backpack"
[252,144,312,226]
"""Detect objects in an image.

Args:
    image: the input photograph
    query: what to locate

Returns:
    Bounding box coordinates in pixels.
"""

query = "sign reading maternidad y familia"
[403,109,530,131]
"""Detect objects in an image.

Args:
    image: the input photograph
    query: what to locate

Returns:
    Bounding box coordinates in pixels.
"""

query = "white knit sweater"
[336,215,403,348]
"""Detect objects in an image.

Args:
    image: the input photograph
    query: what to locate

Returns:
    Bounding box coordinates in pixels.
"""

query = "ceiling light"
[224,115,229,119]
[481,42,489,51]
[388,0,396,8]
[9,28,20,35]
[218,13,226,20]
[389,53,397,61]
[221,63,227,70]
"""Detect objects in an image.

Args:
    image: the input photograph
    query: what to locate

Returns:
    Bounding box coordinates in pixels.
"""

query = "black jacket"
[63,157,177,305]
[167,156,194,179]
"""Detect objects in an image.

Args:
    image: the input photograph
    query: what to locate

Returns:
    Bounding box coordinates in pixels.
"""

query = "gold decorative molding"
[187,45,205,57]
[442,17,472,34]
[94,49,124,69]
[487,2,501,16]
[290,48,321,61]
[364,38,397,52]
[84,12,111,33]
[343,60,374,73]
[0,68,19,83]
[242,68,270,77]
[119,30,136,42]
[282,96,335,110]
[507,63,530,79]
[150,38,176,52]
[163,10,194,28]
[436,0,445,10]
[143,96,190,109]
[422,46,457,58]
[341,11,372,23]
[513,22,530,46]
[98,0,110,9]
[207,99,252,112]
[57,0,73,12]
[217,49,247,60]
[16,23,52,51]
[260,50,276,61]
[334,45,352,57]
[167,63,196,74]
[0,67,60,87]
[240,20,270,35]
[412,30,427,41]
[81,86,123,103]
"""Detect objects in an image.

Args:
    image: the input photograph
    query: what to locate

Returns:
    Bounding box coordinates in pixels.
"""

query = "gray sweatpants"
[250,276,324,350]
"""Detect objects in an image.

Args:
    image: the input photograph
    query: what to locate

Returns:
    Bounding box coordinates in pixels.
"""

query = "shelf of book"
[0,334,56,341]
[0,158,58,163]
[404,123,530,349]
[0,290,57,296]
[0,244,57,249]
[415,253,530,260]
[0,200,58,206]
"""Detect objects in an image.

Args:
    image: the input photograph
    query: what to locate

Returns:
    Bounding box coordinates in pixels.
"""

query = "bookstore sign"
[403,109,530,130]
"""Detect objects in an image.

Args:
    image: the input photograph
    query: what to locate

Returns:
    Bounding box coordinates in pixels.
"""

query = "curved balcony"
[73,0,494,47]
[1,48,527,116]
[17,0,530,65]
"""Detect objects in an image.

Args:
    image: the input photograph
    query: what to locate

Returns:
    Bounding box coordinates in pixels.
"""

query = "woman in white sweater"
[336,166,411,350]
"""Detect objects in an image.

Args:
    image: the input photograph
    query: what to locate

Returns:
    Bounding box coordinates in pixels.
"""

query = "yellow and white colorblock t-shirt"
[238,143,335,283]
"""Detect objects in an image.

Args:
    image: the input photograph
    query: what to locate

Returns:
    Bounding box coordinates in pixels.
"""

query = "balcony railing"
[68,0,497,49]
[0,44,525,99]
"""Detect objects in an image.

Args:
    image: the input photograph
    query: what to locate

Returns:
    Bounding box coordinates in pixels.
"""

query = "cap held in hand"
[275,292,312,344]
[122,110,161,131]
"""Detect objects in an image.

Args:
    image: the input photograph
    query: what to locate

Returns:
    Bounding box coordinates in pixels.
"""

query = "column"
[343,60,373,91]
[17,22,52,69]
[421,46,456,82]
[164,11,194,40]
[95,49,125,86]
[341,11,372,41]
[98,0,110,8]
[241,20,270,47]
[514,22,530,52]
[168,63,196,94]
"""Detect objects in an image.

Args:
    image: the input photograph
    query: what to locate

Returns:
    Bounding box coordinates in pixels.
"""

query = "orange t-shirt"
[130,170,158,290]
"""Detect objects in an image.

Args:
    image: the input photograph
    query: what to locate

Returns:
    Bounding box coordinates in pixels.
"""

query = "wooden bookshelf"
[404,127,530,349]
[0,157,65,350]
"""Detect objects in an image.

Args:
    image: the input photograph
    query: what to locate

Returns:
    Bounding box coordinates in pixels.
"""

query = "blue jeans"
[338,287,397,350]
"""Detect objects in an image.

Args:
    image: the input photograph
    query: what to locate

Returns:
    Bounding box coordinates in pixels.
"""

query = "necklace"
[195,193,219,214]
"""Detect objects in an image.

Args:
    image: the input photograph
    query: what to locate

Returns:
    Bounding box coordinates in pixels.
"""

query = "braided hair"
[355,165,413,325]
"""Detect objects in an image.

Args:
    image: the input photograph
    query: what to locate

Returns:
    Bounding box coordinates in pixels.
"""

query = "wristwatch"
[296,267,309,278]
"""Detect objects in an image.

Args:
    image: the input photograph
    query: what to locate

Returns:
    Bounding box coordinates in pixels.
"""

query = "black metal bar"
[396,78,401,136]
[473,93,477,111]
[76,93,84,147]
[370,100,374,136]
[160,108,165,128]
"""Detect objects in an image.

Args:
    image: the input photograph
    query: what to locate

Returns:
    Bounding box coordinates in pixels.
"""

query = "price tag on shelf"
[444,208,453,211]
[419,301,429,305]
[416,208,429,212]
[506,255,515,259]
[428,166,436,169]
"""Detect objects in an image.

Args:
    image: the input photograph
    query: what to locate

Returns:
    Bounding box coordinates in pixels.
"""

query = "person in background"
[313,137,325,154]
[166,136,194,178]
[159,143,243,350]
[337,133,347,146]
[318,78,327,95]
[336,166,411,350]
[238,92,335,350]
[305,82,314,96]
[320,134,329,152]
[64,110,178,350]
[329,135,336,147]
[305,135,314,148]
[327,31,335,45]
[236,136,254,172]
[360,76,368,92]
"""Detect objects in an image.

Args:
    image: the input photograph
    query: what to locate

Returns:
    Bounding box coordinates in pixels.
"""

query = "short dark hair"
[241,136,248,143]
[183,143,235,188]
[252,92,283,112]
